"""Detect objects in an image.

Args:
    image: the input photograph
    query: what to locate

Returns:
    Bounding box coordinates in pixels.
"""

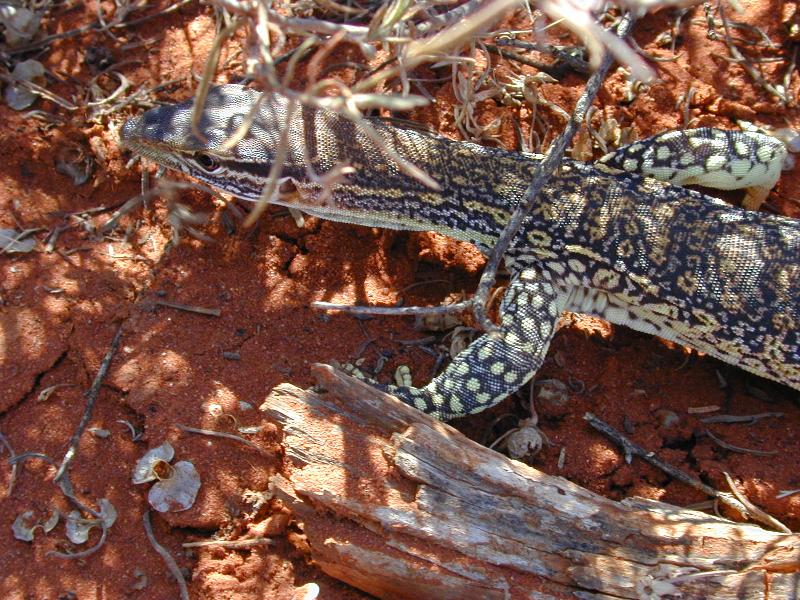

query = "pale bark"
[261,364,800,599]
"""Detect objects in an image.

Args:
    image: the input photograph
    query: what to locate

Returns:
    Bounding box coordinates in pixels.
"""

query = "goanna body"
[122,85,799,419]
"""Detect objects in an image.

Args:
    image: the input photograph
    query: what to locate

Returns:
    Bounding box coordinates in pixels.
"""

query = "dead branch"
[261,365,799,599]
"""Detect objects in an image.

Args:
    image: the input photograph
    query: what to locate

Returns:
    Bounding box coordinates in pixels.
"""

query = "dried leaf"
[148,460,201,512]
[535,378,570,408]
[55,148,94,185]
[4,59,45,110]
[132,442,175,484]
[12,511,36,542]
[37,383,76,402]
[65,498,117,544]
[0,228,36,253]
[507,419,546,460]
[65,510,92,544]
[42,509,60,533]
[12,508,59,542]
[98,498,118,528]
[0,6,41,47]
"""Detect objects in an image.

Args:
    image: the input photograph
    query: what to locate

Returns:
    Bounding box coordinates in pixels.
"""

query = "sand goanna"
[121,85,799,420]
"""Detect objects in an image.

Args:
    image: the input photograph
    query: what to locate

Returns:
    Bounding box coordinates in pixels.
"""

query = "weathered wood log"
[260,365,800,599]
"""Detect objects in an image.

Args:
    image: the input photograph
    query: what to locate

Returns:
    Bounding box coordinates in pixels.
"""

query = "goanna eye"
[195,153,218,171]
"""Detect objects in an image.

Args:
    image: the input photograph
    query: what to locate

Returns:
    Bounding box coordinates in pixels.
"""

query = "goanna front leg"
[376,269,563,421]
[597,127,786,209]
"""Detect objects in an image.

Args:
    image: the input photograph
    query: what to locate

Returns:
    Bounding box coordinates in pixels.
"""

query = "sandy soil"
[1,1,798,598]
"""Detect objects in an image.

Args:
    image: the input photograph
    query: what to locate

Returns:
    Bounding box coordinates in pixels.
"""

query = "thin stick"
[154,300,222,317]
[9,452,101,518]
[190,16,245,144]
[705,430,777,457]
[54,324,124,482]
[47,525,109,560]
[585,410,724,495]
[8,0,194,55]
[484,44,589,77]
[183,537,274,549]
[312,300,472,316]
[0,431,18,496]
[584,412,789,532]
[8,452,56,466]
[176,424,264,453]
[471,13,634,334]
[723,472,791,534]
[143,511,190,600]
[56,472,102,519]
[583,412,747,515]
[717,4,789,104]
[492,40,592,74]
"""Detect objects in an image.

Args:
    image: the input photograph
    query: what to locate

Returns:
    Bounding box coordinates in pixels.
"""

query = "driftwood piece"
[261,365,800,599]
